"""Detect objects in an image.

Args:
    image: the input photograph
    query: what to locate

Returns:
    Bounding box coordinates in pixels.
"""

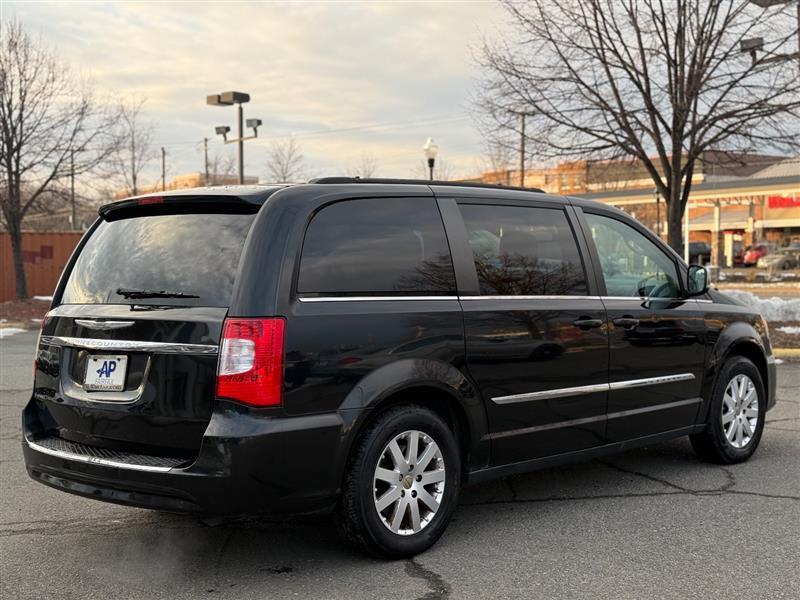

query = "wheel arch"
[700,326,770,423]
[337,359,490,483]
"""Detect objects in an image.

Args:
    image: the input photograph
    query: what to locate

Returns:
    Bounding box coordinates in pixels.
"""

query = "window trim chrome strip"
[39,335,218,355]
[491,373,696,404]
[459,295,603,301]
[26,439,176,473]
[297,296,459,302]
[296,294,711,303]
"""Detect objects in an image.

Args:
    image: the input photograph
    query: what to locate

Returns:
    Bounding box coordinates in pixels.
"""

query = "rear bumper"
[22,402,364,516]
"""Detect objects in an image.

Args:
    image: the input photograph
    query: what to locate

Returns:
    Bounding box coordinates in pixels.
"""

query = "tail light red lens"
[216,317,285,407]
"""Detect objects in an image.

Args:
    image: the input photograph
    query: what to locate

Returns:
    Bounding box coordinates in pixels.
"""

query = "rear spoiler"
[99,194,260,220]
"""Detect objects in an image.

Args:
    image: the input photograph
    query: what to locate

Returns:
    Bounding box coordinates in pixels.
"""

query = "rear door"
[32,200,257,457]
[577,209,706,442]
[440,197,609,466]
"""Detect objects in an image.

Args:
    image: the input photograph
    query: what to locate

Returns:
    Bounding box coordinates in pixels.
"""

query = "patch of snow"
[32,295,53,302]
[776,326,800,335]
[723,290,800,321]
[0,327,26,338]
[775,358,784,365]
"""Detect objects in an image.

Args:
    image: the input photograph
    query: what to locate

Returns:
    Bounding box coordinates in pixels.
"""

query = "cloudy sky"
[5,1,509,186]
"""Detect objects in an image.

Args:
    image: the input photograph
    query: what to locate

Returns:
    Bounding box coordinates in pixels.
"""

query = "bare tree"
[413,158,455,181]
[0,20,118,298]
[346,153,379,178]
[481,137,516,183]
[478,0,800,253]
[208,152,236,185]
[265,137,305,182]
[107,97,155,196]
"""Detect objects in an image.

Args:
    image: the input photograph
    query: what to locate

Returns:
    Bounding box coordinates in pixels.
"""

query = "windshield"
[61,211,255,306]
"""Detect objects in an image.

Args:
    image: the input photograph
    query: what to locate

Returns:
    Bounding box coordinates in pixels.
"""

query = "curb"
[774,348,800,359]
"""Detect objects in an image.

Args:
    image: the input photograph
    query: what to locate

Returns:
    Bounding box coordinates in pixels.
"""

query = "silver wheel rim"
[722,374,759,449]
[373,430,445,536]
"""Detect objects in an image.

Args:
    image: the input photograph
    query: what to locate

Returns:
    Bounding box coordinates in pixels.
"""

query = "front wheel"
[336,405,461,557]
[690,356,766,464]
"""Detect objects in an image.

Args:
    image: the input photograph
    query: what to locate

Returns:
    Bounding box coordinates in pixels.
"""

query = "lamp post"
[206,91,262,184]
[742,0,800,72]
[423,138,438,181]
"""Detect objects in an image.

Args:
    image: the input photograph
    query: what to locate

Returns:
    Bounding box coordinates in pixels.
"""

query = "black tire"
[336,404,461,558]
[690,356,766,464]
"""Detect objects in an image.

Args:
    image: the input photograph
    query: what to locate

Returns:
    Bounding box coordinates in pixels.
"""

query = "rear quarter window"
[297,197,456,296]
[61,212,255,307]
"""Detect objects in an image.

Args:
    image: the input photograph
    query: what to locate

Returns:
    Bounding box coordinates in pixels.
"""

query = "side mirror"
[687,264,709,296]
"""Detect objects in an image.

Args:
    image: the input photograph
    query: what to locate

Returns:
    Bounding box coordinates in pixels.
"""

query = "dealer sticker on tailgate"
[84,355,128,391]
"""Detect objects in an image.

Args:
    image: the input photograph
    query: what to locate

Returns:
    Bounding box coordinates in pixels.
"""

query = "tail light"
[33,317,46,377]
[216,317,285,407]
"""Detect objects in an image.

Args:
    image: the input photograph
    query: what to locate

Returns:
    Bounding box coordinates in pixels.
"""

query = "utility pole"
[519,112,526,188]
[161,147,166,191]
[131,135,137,196]
[70,149,76,230]
[509,110,532,187]
[204,137,209,185]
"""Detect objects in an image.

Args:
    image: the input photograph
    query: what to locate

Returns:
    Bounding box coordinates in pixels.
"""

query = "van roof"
[101,179,556,217]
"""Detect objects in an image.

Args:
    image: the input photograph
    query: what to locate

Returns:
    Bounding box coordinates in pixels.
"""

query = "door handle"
[613,316,640,329]
[573,317,604,330]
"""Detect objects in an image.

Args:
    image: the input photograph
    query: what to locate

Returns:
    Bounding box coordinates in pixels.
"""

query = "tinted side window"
[584,212,680,298]
[298,197,456,295]
[458,204,588,296]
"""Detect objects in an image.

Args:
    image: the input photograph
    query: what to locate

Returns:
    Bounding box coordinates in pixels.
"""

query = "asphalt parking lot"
[1,331,798,600]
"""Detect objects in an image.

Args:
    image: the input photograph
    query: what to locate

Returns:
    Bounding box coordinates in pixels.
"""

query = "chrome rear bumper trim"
[40,335,218,355]
[26,439,177,473]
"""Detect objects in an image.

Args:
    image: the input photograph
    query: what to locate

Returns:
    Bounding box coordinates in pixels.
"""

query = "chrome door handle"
[613,316,640,329]
[573,317,604,330]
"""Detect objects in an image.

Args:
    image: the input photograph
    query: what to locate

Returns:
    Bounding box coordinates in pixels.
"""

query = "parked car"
[688,242,711,265]
[732,240,745,266]
[757,247,800,270]
[743,243,775,266]
[22,180,777,557]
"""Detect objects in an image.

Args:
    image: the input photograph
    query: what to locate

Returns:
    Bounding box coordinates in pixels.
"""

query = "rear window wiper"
[116,287,200,299]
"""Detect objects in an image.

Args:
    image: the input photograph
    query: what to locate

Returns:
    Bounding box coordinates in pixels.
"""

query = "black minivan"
[22,180,777,557]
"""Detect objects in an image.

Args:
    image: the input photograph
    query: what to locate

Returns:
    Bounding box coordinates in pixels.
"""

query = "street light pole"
[237,103,244,184]
[423,138,439,181]
[744,0,800,72]
[206,91,261,185]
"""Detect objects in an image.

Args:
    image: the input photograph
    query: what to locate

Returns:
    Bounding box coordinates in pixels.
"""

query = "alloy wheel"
[373,430,446,536]
[722,374,759,449]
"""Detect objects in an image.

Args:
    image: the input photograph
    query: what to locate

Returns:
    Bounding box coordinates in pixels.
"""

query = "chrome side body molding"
[487,397,703,440]
[492,373,696,405]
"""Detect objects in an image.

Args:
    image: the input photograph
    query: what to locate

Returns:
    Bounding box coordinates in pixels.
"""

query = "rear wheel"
[337,405,460,557]
[690,356,766,464]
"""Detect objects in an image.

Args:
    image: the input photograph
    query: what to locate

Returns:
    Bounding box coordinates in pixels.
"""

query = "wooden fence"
[1,232,84,302]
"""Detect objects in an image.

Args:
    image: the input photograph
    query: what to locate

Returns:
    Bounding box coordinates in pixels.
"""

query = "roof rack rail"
[308,177,545,194]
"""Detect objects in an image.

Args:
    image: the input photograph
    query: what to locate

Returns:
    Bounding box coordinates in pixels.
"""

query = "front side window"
[458,204,588,296]
[584,212,680,298]
[298,197,456,295]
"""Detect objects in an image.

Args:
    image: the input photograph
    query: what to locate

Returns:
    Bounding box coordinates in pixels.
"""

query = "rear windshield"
[61,212,255,307]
